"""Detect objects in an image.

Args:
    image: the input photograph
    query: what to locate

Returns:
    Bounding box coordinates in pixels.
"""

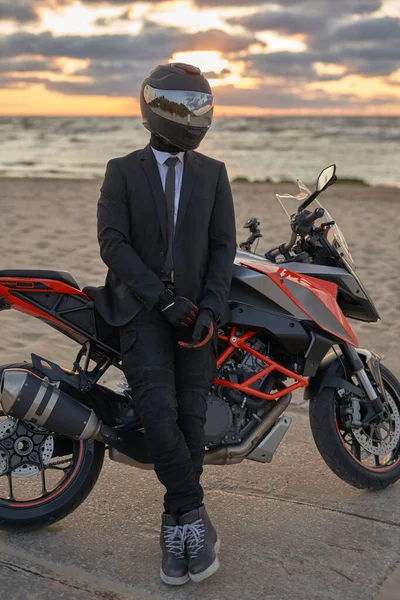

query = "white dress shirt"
[151,146,185,228]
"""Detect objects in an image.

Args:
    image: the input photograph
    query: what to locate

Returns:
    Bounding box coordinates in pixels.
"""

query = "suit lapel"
[175,150,198,237]
[140,143,167,245]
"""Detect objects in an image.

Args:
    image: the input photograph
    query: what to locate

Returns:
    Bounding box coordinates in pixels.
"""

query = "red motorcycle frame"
[0,258,358,404]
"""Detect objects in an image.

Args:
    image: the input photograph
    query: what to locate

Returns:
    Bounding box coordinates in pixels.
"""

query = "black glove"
[155,288,198,329]
[178,308,215,349]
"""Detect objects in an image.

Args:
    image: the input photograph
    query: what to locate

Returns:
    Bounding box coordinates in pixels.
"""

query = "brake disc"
[352,392,400,456]
[0,417,54,478]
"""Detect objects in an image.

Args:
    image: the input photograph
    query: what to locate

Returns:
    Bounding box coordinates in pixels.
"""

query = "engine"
[112,335,278,448]
[204,336,276,447]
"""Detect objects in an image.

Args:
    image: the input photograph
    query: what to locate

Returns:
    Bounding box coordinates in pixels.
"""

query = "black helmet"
[140,62,214,151]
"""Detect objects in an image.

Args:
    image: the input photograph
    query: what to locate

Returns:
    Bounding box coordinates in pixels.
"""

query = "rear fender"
[304,347,383,401]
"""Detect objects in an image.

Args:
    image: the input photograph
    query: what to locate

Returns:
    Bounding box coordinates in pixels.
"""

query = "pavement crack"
[0,557,126,599]
[0,549,163,600]
[327,566,354,583]
[205,485,400,528]
[326,542,366,554]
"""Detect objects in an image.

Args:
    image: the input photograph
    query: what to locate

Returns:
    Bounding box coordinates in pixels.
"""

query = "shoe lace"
[182,519,205,558]
[164,525,185,560]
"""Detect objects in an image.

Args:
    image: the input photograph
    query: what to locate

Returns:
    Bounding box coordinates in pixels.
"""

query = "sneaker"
[180,505,221,582]
[159,513,189,585]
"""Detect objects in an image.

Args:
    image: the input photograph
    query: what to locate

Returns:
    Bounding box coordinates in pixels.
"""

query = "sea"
[0,116,399,187]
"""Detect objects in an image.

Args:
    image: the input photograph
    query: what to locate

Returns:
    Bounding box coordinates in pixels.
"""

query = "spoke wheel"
[310,363,400,491]
[0,407,104,530]
[335,384,400,472]
[0,413,83,506]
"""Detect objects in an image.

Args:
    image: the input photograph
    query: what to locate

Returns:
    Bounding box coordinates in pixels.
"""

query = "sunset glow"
[171,51,229,75]
[1,0,399,116]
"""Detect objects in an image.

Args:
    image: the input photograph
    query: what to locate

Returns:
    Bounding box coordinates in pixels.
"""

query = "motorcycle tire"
[309,364,400,491]
[0,438,104,531]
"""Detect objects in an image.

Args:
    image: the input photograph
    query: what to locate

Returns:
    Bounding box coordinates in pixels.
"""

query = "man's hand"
[155,288,198,329]
[192,309,214,344]
[178,309,215,349]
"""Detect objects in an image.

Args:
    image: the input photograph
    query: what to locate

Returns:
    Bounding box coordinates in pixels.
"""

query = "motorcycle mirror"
[316,164,337,192]
[297,164,337,211]
[244,217,259,230]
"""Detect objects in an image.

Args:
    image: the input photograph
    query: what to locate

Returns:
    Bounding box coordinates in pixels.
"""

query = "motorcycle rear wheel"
[310,364,400,490]
[0,421,104,531]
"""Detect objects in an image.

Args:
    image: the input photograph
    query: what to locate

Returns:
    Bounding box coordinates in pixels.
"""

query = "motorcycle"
[0,164,399,530]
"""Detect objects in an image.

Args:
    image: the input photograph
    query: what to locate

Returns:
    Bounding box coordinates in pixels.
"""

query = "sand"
[0,177,399,392]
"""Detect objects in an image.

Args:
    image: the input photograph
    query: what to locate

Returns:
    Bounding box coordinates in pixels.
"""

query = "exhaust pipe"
[0,368,101,440]
[0,368,292,469]
[0,368,152,462]
[203,392,292,465]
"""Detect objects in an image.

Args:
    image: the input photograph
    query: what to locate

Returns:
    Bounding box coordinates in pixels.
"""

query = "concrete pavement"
[1,408,400,600]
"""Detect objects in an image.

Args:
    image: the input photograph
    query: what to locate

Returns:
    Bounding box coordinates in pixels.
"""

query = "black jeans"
[119,306,218,520]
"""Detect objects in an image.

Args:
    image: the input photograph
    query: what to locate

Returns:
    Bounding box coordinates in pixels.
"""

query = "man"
[96,62,236,585]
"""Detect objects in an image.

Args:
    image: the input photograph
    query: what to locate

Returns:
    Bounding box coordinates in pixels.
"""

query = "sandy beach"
[0,177,399,381]
[0,176,400,598]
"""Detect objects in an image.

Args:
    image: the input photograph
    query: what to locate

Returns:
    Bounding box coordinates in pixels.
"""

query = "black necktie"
[163,156,179,278]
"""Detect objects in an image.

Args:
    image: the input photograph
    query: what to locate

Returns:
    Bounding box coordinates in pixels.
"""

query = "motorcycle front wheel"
[310,364,400,490]
[0,413,104,530]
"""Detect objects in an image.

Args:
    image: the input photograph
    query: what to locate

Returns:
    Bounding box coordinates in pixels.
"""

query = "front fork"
[341,344,385,415]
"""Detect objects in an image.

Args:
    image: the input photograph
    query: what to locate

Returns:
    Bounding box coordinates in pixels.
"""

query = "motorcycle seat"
[0,269,80,290]
[82,286,99,301]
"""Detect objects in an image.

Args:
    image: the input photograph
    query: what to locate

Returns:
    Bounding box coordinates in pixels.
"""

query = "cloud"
[335,16,400,41]
[336,41,400,76]
[201,67,232,78]
[0,75,45,88]
[53,0,264,4]
[45,78,138,96]
[239,50,331,80]
[229,1,399,81]
[194,0,380,8]
[1,0,397,113]
[0,58,60,72]
[0,1,38,22]
[227,10,324,35]
[1,21,260,61]
[192,0,266,5]
[211,82,390,109]
[236,37,400,82]
[94,9,131,26]
[227,0,383,34]
[0,18,262,97]
[188,28,262,53]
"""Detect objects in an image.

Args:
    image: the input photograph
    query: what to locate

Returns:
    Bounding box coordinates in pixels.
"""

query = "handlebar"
[265,207,325,262]
[265,232,297,261]
[301,207,325,227]
[291,207,325,237]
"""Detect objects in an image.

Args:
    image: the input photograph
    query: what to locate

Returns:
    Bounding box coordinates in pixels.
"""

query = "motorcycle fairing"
[0,277,87,326]
[229,301,311,356]
[235,248,379,323]
[239,260,358,347]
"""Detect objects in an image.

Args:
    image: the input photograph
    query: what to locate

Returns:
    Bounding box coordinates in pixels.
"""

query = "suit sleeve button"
[160,251,165,257]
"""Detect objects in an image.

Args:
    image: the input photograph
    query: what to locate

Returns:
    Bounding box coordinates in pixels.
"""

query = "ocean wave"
[1,116,399,186]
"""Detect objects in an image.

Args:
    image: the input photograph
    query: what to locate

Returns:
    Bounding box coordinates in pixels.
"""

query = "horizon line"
[1,113,399,118]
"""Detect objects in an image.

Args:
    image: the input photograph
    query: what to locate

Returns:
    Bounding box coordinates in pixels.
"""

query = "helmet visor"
[144,85,214,128]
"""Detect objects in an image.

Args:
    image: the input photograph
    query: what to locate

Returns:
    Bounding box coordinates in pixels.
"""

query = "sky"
[0,0,399,116]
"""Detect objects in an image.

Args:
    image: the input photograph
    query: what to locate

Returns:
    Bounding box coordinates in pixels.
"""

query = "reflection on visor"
[144,85,214,127]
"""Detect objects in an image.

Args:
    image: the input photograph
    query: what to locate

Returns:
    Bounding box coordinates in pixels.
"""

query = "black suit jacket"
[96,142,237,327]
